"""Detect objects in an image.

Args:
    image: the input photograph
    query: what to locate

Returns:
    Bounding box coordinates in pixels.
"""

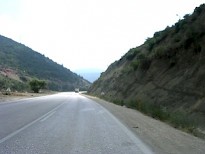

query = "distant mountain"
[0,35,90,92]
[75,69,102,83]
[89,4,205,133]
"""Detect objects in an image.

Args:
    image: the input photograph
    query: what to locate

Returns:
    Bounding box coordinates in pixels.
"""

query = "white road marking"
[0,103,64,144]
[40,111,56,122]
[97,104,154,154]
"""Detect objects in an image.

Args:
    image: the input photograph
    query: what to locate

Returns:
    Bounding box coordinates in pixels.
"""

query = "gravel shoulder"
[84,95,205,154]
[0,92,56,103]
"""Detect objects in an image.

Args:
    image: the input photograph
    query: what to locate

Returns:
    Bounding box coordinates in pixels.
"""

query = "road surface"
[0,92,153,154]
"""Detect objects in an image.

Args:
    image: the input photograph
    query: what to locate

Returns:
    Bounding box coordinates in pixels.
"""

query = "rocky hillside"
[89,4,205,133]
[0,35,90,92]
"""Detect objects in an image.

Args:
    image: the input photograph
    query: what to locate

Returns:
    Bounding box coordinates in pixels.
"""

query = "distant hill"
[0,35,90,92]
[75,69,102,83]
[89,4,205,135]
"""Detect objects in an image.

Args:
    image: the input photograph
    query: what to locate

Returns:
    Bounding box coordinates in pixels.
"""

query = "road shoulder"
[0,92,56,104]
[84,94,205,154]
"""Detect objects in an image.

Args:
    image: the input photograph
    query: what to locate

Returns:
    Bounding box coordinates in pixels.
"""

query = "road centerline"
[40,111,56,122]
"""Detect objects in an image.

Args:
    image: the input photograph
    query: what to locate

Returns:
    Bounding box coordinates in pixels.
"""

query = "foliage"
[125,48,138,60]
[29,79,46,93]
[113,99,199,136]
[0,75,28,92]
[194,4,204,15]
[130,55,151,71]
[130,60,140,70]
[153,46,167,59]
[124,99,169,121]
[139,58,152,70]
[122,66,133,74]
[146,37,155,51]
[112,99,124,106]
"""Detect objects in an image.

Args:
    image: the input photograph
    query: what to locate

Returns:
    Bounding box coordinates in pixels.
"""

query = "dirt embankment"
[85,95,205,154]
[88,5,205,132]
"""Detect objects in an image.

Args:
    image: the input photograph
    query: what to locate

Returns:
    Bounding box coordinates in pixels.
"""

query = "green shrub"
[137,53,146,60]
[110,98,201,137]
[125,100,138,109]
[153,46,167,59]
[20,76,28,82]
[130,60,140,70]
[126,48,138,60]
[153,31,167,45]
[146,37,155,51]
[113,99,124,106]
[139,58,152,70]
[173,34,181,43]
[125,99,154,115]
[194,4,204,15]
[150,106,170,121]
[122,66,132,74]
[169,111,196,129]
[29,79,46,93]
[126,53,136,61]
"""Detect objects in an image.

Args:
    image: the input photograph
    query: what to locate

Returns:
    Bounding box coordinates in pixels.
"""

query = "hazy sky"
[0,0,204,71]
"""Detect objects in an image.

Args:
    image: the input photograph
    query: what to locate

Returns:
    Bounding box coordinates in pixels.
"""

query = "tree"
[29,79,46,93]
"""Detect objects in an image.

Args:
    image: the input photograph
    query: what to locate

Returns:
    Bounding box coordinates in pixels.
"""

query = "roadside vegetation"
[29,79,46,93]
[123,4,205,74]
[108,98,204,138]
[0,75,29,92]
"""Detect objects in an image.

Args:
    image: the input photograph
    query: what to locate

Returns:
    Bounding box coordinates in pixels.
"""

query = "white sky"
[0,0,204,71]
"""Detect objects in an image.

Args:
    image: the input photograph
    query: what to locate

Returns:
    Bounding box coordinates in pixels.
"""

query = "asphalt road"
[0,92,153,154]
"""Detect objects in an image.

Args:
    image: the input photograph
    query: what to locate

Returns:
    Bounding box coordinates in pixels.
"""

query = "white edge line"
[105,109,154,154]
[0,103,64,144]
[89,99,154,154]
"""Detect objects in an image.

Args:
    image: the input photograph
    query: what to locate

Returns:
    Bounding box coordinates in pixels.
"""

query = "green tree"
[29,79,46,93]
